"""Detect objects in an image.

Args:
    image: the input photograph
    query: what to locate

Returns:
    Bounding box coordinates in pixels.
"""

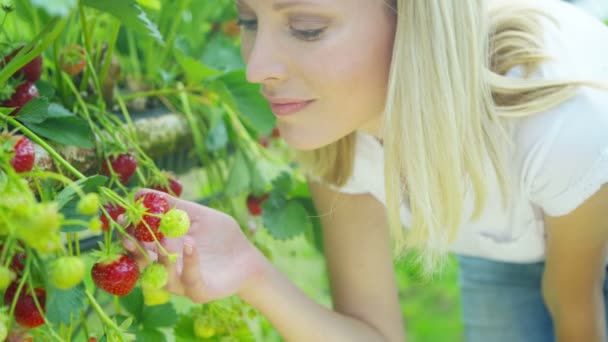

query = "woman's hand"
[122,189,268,303]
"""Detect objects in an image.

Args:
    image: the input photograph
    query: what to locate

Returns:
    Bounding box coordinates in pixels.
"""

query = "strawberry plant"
[0,0,324,341]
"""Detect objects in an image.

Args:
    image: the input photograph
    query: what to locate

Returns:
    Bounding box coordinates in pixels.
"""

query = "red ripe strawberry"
[133,192,169,242]
[3,283,46,328]
[2,46,43,82]
[59,45,86,76]
[91,254,139,296]
[9,136,35,173]
[271,127,280,138]
[150,177,183,197]
[101,153,138,184]
[1,82,39,116]
[246,194,269,216]
[9,251,26,275]
[100,203,126,231]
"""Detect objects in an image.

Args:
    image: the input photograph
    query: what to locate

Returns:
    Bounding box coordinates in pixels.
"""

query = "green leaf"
[173,315,196,342]
[56,176,106,232]
[299,197,325,254]
[201,35,245,72]
[30,0,77,17]
[141,302,178,329]
[213,70,276,135]
[120,286,144,321]
[250,159,279,196]
[35,80,56,98]
[24,116,94,148]
[177,55,220,84]
[16,97,51,124]
[18,98,74,124]
[271,171,293,194]
[55,176,107,209]
[262,199,312,240]
[135,328,165,342]
[205,109,228,152]
[224,150,250,196]
[45,283,87,325]
[81,0,163,43]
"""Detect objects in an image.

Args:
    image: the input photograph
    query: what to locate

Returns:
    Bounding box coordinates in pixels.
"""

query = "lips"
[268,100,314,117]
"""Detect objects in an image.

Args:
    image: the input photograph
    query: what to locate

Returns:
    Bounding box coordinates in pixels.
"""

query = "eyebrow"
[272,1,320,11]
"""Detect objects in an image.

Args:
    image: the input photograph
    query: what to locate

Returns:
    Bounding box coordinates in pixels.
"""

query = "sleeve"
[523,87,608,217]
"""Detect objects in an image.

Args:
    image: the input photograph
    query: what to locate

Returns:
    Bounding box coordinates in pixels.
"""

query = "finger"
[157,238,184,295]
[135,188,222,226]
[180,237,207,303]
[123,237,157,269]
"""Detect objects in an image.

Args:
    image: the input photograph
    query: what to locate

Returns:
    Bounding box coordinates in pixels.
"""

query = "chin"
[280,130,338,151]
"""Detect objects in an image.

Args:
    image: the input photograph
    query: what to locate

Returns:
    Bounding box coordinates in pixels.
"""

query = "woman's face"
[238,0,396,150]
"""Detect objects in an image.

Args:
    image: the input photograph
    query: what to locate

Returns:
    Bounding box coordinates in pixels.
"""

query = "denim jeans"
[457,255,608,342]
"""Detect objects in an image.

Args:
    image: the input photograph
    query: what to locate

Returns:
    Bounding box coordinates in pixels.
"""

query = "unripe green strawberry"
[0,266,15,291]
[142,286,171,306]
[140,263,168,289]
[89,216,102,233]
[193,316,216,339]
[158,209,190,238]
[77,193,100,215]
[16,202,62,254]
[49,256,85,289]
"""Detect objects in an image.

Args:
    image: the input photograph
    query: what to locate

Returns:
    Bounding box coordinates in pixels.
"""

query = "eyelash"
[236,18,326,41]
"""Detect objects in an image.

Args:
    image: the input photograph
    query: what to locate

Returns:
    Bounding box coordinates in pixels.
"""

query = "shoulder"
[515,86,608,216]
[511,1,608,216]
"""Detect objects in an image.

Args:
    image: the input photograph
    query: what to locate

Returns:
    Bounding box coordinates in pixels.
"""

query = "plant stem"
[84,290,125,342]
[0,115,86,180]
[0,17,68,85]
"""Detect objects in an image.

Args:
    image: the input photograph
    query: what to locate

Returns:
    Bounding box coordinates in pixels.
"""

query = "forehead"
[235,0,365,10]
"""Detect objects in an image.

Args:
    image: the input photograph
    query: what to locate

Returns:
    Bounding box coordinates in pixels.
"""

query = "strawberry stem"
[0,116,86,179]
[84,290,125,342]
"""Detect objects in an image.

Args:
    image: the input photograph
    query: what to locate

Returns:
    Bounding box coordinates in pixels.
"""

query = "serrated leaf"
[120,287,144,321]
[45,283,87,325]
[18,98,74,124]
[30,0,77,17]
[81,0,163,43]
[23,116,94,148]
[35,80,56,98]
[173,315,196,342]
[224,150,250,196]
[141,302,178,329]
[271,171,293,194]
[177,55,220,85]
[15,97,51,124]
[212,70,275,135]
[135,327,165,342]
[262,199,312,240]
[201,35,245,72]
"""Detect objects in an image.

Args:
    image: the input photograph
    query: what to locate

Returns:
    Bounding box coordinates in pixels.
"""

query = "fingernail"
[184,243,193,256]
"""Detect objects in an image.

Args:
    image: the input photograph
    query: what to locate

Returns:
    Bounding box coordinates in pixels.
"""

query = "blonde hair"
[299,0,608,274]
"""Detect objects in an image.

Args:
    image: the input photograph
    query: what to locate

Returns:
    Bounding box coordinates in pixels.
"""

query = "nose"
[243,30,288,85]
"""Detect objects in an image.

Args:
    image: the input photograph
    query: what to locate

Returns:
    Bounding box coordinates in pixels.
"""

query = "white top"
[330,0,608,263]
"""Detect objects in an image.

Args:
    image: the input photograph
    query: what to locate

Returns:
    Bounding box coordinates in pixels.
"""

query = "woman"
[124,0,608,340]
